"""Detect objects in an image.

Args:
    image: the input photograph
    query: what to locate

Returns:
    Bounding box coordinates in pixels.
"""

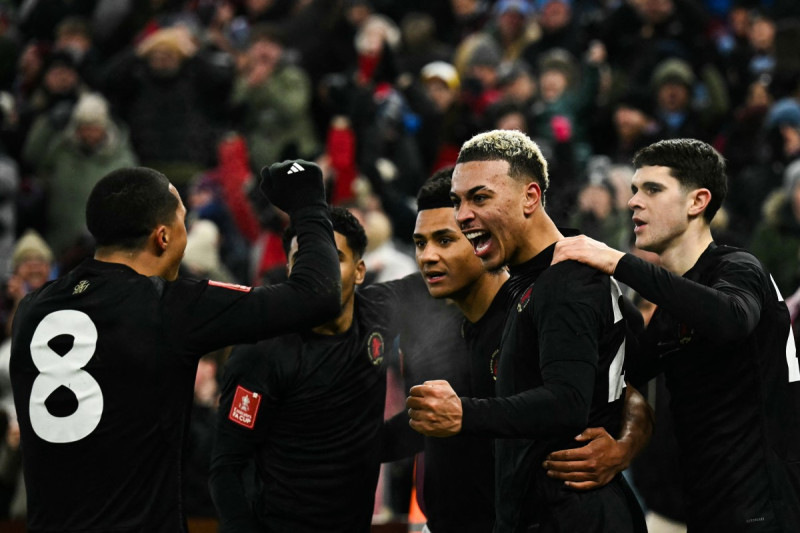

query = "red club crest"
[368,332,384,366]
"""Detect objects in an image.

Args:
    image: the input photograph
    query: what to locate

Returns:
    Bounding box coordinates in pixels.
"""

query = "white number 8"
[29,310,103,443]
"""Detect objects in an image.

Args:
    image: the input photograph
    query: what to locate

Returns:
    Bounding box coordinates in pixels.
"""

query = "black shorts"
[533,474,646,533]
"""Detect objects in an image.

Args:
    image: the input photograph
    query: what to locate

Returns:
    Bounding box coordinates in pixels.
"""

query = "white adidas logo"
[287,162,305,174]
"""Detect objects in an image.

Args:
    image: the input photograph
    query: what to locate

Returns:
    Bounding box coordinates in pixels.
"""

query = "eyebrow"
[632,180,664,191]
[450,184,489,199]
[413,228,459,240]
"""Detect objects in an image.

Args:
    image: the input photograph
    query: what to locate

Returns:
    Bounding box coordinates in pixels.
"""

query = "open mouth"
[465,230,491,256]
[632,218,646,233]
[424,270,446,284]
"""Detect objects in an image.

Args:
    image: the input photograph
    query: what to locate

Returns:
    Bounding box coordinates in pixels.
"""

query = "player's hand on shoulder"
[552,235,624,275]
[406,380,463,437]
[259,159,326,215]
[542,427,629,490]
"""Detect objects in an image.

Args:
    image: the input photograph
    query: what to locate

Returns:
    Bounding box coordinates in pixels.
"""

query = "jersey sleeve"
[614,252,764,344]
[209,345,273,533]
[166,205,341,356]
[461,262,605,438]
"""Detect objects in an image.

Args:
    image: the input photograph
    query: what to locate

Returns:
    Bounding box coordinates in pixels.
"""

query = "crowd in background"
[0,0,799,527]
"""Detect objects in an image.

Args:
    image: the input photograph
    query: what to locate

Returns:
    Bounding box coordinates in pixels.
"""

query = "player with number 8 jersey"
[9,162,340,533]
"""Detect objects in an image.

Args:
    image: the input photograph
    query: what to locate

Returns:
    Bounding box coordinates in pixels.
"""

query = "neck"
[511,210,563,266]
[312,297,353,336]
[94,248,164,277]
[658,224,714,275]
[453,269,510,323]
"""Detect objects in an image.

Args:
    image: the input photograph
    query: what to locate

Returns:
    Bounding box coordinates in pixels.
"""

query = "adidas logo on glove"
[287,163,305,174]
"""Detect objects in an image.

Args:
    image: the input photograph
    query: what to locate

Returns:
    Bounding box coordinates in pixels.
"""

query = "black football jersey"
[210,281,405,533]
[396,274,500,533]
[10,208,339,533]
[618,244,800,532]
[460,243,634,532]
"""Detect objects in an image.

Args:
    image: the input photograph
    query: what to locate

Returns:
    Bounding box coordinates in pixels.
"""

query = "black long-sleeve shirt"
[383,274,503,533]
[10,205,339,533]
[460,243,634,532]
[616,244,800,532]
[210,276,419,533]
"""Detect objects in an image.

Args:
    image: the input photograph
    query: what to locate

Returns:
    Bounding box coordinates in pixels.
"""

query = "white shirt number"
[608,278,626,402]
[29,310,103,443]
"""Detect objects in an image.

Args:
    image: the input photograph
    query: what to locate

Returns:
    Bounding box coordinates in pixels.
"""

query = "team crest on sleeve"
[367,332,384,366]
[489,348,500,381]
[517,286,533,312]
[229,385,262,429]
[678,322,693,345]
[208,280,253,292]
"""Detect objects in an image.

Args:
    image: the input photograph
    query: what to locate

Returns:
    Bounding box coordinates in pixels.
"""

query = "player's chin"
[426,282,456,300]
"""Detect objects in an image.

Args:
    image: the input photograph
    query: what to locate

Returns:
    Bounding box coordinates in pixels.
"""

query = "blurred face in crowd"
[657,82,690,112]
[578,184,614,220]
[451,0,479,18]
[729,7,750,38]
[749,17,775,52]
[539,69,568,103]
[539,0,571,32]
[414,207,486,299]
[146,45,183,76]
[425,78,457,112]
[76,123,106,150]
[15,257,51,292]
[248,38,282,69]
[637,0,674,24]
[746,81,771,108]
[498,9,527,41]
[502,72,536,103]
[495,110,527,133]
[44,64,78,94]
[246,0,273,16]
[614,105,650,142]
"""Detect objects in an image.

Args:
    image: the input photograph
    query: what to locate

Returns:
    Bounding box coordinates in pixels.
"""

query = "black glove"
[258,159,326,215]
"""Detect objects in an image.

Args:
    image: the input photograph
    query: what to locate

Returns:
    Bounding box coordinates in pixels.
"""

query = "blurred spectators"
[22,92,137,260]
[229,23,319,172]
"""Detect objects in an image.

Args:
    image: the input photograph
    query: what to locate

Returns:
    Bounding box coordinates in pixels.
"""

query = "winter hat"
[468,39,502,68]
[766,98,800,130]
[421,61,460,91]
[495,0,533,17]
[136,26,197,58]
[12,230,54,269]
[72,92,111,127]
[183,219,222,275]
[651,58,695,89]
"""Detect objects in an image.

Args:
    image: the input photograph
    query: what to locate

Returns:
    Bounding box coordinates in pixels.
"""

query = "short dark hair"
[456,129,549,202]
[283,207,367,259]
[86,167,179,250]
[417,167,454,212]
[633,138,727,222]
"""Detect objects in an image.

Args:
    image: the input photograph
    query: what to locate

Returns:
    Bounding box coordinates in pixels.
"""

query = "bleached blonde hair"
[457,130,549,198]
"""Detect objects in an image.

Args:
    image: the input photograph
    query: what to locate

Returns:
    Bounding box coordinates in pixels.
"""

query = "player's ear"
[522,180,542,216]
[154,225,169,253]
[354,259,366,286]
[687,188,711,218]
